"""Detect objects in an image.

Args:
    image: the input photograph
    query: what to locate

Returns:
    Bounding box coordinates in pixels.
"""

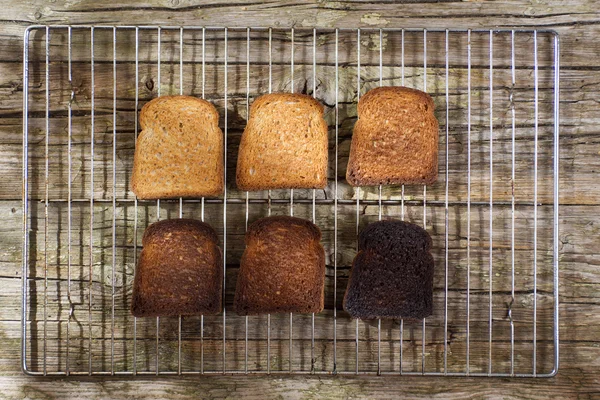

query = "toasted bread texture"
[346,86,439,186]
[236,93,329,190]
[131,219,223,317]
[343,220,434,320]
[131,95,224,199]
[234,216,326,315]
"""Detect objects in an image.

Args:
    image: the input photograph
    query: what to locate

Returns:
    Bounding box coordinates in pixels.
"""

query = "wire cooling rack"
[22,26,559,377]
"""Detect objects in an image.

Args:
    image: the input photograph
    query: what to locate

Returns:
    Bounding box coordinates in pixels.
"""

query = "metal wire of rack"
[22,26,559,377]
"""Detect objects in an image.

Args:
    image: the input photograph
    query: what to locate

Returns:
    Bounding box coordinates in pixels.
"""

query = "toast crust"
[236,93,329,190]
[346,86,439,186]
[131,95,224,199]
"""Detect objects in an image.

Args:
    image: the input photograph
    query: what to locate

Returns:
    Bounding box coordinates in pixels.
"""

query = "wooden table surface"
[2,1,600,398]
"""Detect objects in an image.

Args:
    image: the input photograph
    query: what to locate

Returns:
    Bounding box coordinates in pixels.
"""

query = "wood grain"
[1,0,600,398]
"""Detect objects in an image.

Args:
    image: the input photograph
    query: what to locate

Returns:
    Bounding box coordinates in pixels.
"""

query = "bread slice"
[346,86,439,186]
[343,220,434,320]
[131,219,223,317]
[234,216,325,315]
[236,93,329,190]
[131,95,224,199]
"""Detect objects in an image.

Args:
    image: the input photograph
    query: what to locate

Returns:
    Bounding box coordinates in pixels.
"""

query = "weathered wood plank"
[0,2,598,70]
[0,366,598,400]
[20,27,556,69]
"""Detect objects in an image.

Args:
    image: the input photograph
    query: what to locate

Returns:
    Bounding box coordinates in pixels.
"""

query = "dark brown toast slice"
[236,93,329,190]
[131,95,224,199]
[234,216,325,315]
[131,219,223,317]
[343,219,434,320]
[346,86,439,186]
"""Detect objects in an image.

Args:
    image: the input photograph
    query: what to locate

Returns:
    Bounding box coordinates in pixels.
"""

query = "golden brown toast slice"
[346,86,439,186]
[131,95,224,199]
[236,93,328,190]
